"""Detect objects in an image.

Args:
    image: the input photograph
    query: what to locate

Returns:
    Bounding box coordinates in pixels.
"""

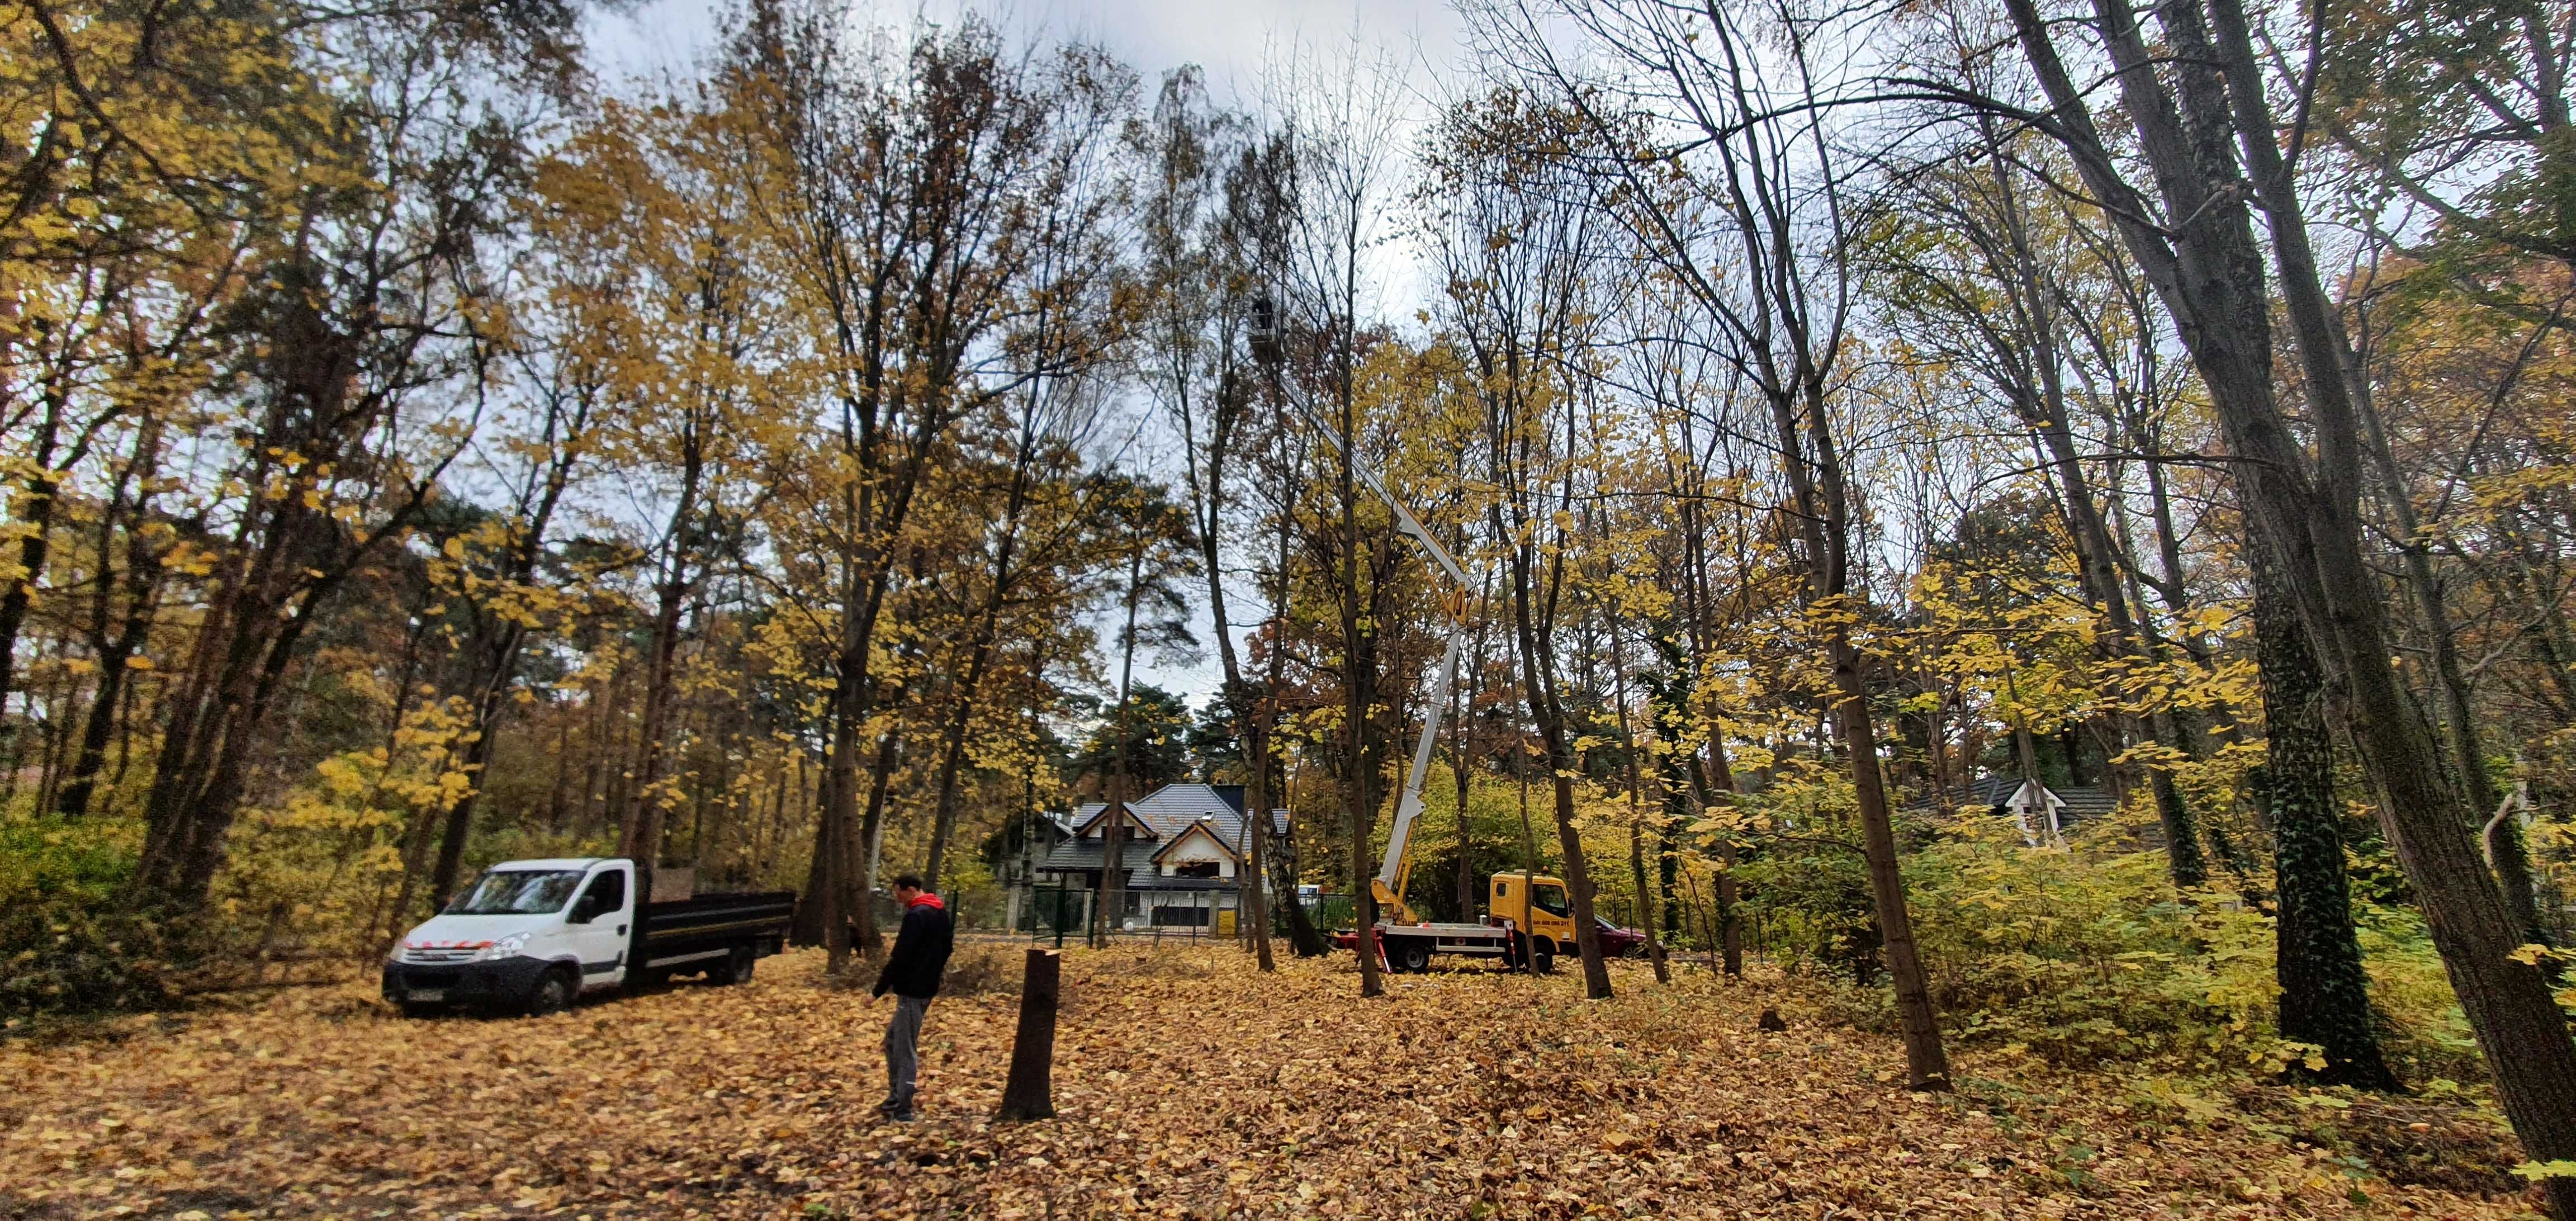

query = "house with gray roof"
[1924,774,2119,845]
[1015,782,1287,934]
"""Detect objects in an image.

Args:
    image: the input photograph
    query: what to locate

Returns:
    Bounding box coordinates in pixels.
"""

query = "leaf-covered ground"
[0,945,2543,1219]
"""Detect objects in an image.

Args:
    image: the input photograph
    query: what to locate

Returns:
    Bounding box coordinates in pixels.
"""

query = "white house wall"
[1157,826,1239,878]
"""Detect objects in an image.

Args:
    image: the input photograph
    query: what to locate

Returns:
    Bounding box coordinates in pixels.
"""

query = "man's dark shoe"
[874,1097,902,1114]
[886,1108,915,1123]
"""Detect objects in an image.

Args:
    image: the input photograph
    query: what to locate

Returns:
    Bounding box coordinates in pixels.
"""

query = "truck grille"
[401,946,480,964]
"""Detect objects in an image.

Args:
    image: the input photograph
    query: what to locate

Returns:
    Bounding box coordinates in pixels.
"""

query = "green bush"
[0,810,139,908]
[1772,816,2480,1084]
[0,813,177,1024]
[1,900,181,1024]
[1896,827,2284,1072]
[1737,846,1882,982]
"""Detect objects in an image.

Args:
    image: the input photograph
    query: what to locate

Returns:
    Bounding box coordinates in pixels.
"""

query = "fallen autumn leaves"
[0,946,2541,1219]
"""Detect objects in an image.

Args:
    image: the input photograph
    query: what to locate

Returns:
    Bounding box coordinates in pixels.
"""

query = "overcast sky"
[585,0,1470,110]
[582,0,1471,711]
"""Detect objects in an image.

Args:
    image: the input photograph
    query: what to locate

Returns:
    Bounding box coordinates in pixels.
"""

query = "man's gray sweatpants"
[883,995,931,1108]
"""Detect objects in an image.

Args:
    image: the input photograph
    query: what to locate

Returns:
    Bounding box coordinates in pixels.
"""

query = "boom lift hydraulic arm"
[1282,396,1474,927]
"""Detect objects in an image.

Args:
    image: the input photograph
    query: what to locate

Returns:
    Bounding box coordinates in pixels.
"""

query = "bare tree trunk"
[618,443,705,897]
[59,503,161,818]
[855,724,902,959]
[2351,340,2542,936]
[1759,370,1949,1087]
[997,948,1061,1121]
[2004,0,2576,1200]
[2252,537,2397,1089]
[1091,548,1145,949]
[1611,618,1668,983]
[1698,740,1746,979]
[1241,705,1277,972]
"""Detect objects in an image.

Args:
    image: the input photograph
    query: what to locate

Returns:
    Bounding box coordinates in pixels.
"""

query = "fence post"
[997,948,1060,1121]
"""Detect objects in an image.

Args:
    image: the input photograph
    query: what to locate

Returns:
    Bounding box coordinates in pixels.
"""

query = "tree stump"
[997,948,1060,1121]
[1758,1006,1787,1032]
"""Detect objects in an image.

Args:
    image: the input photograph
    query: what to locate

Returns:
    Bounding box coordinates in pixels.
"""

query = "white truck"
[381,857,793,1016]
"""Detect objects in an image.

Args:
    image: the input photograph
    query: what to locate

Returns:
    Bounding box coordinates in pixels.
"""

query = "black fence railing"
[1299,893,1355,931]
[1016,884,1249,945]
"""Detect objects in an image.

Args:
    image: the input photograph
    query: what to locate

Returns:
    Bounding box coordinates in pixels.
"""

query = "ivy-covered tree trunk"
[2252,542,2397,1091]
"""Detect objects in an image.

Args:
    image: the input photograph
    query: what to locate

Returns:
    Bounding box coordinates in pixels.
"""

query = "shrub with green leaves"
[0,813,176,1024]
[1780,816,2482,1084]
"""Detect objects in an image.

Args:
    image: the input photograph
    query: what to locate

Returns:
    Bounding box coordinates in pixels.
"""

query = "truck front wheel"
[1531,939,1557,975]
[525,966,577,1016]
[716,946,756,986]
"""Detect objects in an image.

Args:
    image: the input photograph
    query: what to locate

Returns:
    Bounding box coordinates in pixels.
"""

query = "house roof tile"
[1930,774,2119,825]
[1062,782,1285,854]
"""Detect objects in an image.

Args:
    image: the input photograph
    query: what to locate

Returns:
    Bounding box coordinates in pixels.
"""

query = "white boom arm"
[1281,398,1473,919]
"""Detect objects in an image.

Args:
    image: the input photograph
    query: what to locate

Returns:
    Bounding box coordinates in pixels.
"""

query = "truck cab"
[383,858,637,1015]
[1489,873,1578,966]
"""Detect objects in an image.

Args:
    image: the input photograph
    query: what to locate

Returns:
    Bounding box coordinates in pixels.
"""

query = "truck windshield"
[447,870,585,915]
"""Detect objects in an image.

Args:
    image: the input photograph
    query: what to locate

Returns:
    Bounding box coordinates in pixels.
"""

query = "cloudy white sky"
[585,0,1471,110]
[583,0,1474,711]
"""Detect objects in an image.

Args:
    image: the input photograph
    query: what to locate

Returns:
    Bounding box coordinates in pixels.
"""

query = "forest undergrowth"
[0,946,2542,1220]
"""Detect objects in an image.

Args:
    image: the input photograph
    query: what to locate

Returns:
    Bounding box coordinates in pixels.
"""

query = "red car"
[1593,916,1650,958]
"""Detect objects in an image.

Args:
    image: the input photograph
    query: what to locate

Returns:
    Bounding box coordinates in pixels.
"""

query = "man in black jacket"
[870,873,954,1121]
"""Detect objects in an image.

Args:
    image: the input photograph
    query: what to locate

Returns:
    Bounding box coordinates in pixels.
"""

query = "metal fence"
[1022,884,1091,946]
[1014,883,1360,945]
[1298,892,1355,931]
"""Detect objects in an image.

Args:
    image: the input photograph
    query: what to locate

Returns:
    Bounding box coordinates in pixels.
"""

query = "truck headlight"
[473,933,531,962]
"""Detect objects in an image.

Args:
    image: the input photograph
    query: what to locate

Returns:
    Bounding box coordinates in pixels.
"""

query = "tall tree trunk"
[2252,538,2398,1090]
[1697,740,1746,978]
[921,643,993,892]
[1330,382,1385,1000]
[1758,367,1950,1087]
[0,395,65,712]
[1979,128,2204,884]
[2006,0,2576,1200]
[854,725,901,959]
[59,514,160,818]
[1513,728,1542,973]
[618,537,697,888]
[426,424,585,906]
[428,628,528,910]
[921,391,1046,889]
[1269,808,1329,957]
[2352,346,2541,937]
[544,703,577,832]
[1241,703,1277,972]
[821,637,866,973]
[1504,547,1613,1000]
[794,723,837,948]
[1091,548,1144,948]
[164,586,328,905]
[1678,490,1744,978]
[1612,620,1668,983]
